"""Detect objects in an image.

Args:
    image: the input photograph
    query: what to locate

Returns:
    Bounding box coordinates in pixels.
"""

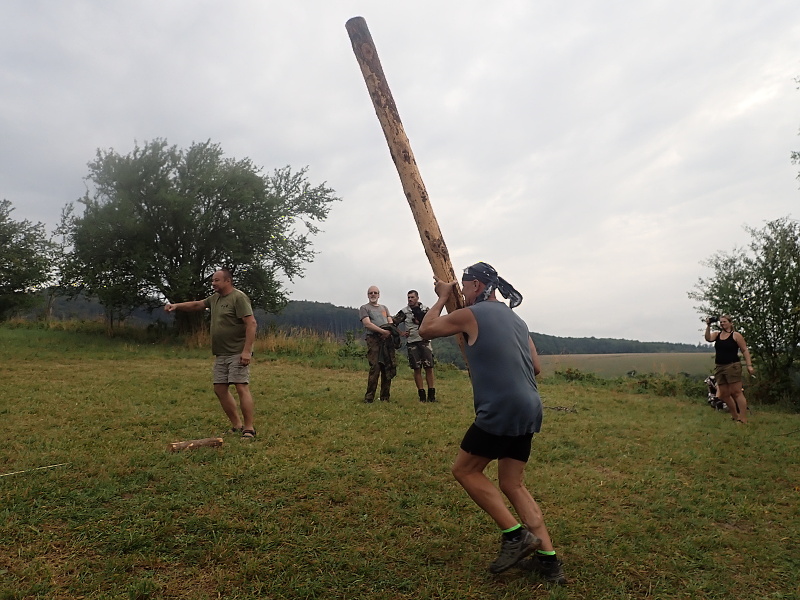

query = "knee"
[451,462,468,484]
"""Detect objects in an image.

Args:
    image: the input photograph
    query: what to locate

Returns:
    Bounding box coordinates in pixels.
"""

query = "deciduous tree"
[689,217,800,404]
[61,139,339,332]
[0,200,55,320]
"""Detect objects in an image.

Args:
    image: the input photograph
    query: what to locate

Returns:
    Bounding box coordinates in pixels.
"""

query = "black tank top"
[714,332,739,365]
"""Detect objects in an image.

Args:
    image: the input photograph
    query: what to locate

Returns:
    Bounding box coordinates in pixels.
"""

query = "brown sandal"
[241,429,256,439]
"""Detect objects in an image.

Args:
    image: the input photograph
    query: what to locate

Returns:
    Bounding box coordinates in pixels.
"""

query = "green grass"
[539,352,715,378]
[1,326,799,599]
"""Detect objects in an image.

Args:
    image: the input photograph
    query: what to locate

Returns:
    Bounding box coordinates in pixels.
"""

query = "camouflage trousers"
[364,334,396,401]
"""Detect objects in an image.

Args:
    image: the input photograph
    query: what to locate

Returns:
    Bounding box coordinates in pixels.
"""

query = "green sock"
[536,549,557,561]
[501,524,523,540]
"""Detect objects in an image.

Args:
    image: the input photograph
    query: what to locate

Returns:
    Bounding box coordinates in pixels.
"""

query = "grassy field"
[1,326,799,600]
[539,353,715,378]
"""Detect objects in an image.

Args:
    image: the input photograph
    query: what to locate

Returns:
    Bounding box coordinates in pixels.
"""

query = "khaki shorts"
[714,361,742,385]
[213,354,250,385]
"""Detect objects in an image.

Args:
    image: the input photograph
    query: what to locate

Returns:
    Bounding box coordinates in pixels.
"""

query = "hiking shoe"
[517,555,567,584]
[488,528,541,574]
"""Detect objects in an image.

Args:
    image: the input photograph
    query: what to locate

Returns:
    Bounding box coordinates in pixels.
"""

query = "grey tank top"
[465,301,542,436]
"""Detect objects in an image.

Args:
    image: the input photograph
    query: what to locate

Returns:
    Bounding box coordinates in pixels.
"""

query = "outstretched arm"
[165,300,207,312]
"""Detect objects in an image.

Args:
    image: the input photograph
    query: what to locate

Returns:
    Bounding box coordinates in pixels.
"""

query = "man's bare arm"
[164,300,207,312]
[240,314,257,364]
[419,278,478,341]
[529,336,542,376]
[361,316,390,337]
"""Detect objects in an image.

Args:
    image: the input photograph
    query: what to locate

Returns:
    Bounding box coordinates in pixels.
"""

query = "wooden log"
[345,16,468,363]
[168,437,224,452]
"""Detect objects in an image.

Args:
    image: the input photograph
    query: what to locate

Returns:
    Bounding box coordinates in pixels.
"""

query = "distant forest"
[34,297,711,367]
[260,301,710,350]
[36,296,707,357]
[258,301,712,367]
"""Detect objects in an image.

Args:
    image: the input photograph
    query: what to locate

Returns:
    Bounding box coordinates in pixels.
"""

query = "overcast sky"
[1,1,797,344]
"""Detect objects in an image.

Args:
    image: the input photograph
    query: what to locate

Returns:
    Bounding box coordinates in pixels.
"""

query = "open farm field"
[1,327,797,600]
[539,352,716,378]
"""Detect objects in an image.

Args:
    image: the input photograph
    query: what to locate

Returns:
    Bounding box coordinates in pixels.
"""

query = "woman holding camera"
[704,315,755,423]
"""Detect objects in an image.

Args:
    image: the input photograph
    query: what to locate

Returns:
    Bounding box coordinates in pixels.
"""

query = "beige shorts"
[714,362,742,386]
[213,354,250,385]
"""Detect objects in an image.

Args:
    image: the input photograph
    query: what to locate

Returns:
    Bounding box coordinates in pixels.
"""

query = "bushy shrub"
[338,330,366,359]
[550,368,707,399]
[552,368,609,386]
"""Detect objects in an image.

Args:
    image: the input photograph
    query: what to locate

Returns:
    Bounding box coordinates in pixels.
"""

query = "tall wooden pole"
[345,16,468,359]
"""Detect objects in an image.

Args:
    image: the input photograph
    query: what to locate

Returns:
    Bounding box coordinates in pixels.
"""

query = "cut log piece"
[168,437,224,452]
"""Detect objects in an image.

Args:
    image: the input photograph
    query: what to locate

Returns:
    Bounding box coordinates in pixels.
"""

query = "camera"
[707,316,719,324]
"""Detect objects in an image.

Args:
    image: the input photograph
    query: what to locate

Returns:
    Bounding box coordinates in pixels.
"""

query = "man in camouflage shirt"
[399,289,436,402]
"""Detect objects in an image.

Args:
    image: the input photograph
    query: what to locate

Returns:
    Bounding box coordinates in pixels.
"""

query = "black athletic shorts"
[460,423,534,462]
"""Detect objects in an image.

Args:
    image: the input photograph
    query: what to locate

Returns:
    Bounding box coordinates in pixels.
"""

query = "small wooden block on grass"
[168,437,224,452]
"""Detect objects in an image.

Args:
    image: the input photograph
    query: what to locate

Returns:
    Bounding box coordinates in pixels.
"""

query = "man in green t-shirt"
[165,269,257,438]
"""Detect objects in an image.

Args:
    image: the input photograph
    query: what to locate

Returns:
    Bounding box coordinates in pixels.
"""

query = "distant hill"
[260,301,712,366]
[28,296,712,363]
[260,300,362,338]
[531,332,710,355]
[268,301,707,346]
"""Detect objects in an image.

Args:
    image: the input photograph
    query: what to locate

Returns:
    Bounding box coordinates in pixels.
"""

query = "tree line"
[27,294,712,360]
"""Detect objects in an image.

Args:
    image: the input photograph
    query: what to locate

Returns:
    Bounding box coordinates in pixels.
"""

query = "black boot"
[418,389,426,402]
[427,388,436,402]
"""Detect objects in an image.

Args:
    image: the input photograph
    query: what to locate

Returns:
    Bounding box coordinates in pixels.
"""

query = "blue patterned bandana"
[462,262,523,309]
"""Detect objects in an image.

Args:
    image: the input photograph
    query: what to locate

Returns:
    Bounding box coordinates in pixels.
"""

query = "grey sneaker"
[517,555,567,584]
[488,528,541,574]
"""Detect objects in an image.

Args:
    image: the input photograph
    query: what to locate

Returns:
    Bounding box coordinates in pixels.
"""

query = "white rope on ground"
[0,463,70,478]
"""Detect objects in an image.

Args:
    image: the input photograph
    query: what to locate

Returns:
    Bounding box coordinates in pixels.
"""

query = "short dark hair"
[407,289,419,296]
[218,267,233,282]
